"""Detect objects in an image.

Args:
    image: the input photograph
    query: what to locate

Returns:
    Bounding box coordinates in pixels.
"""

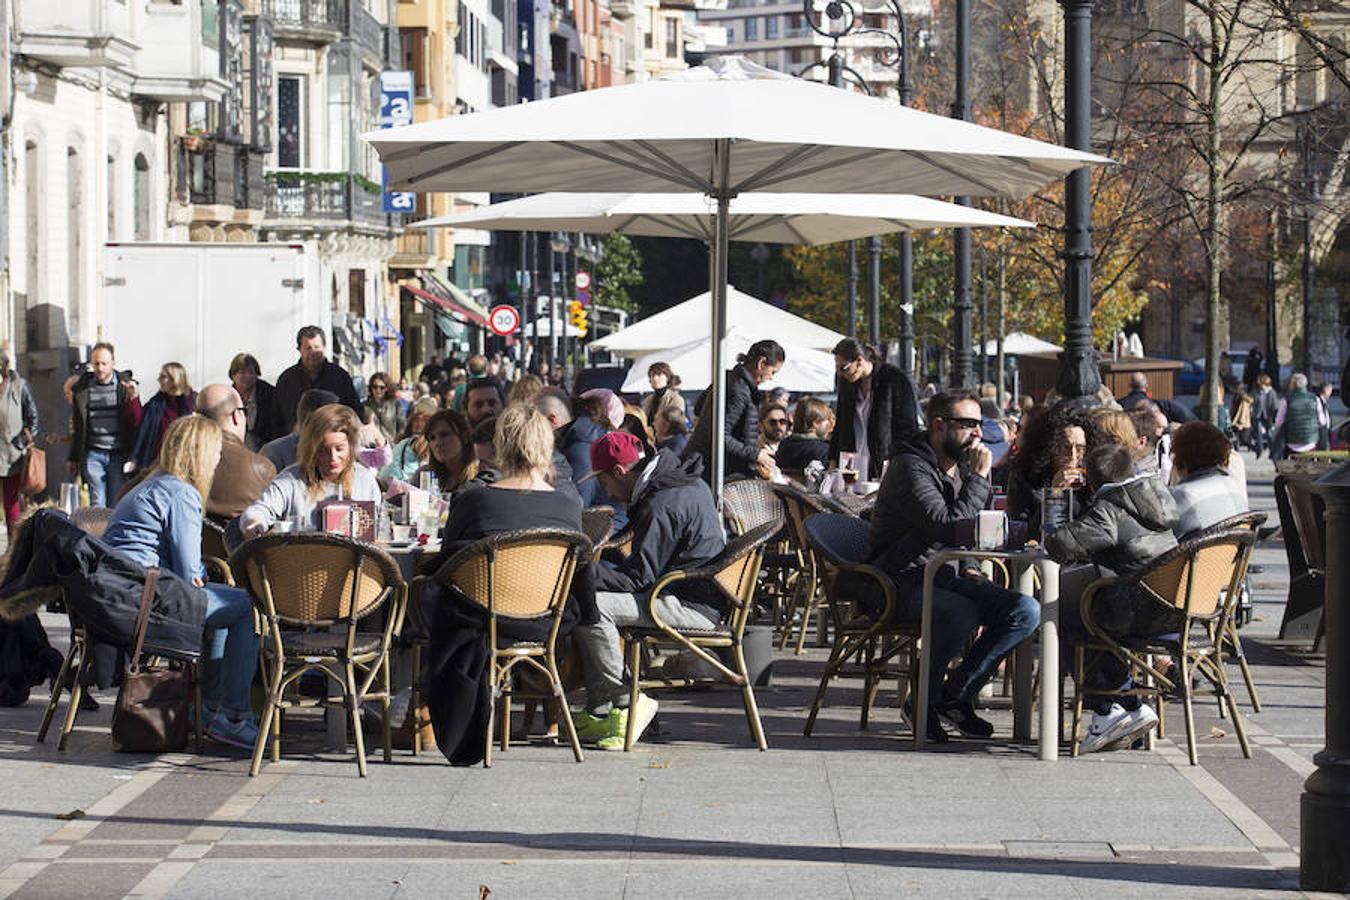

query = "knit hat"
[581,388,625,429]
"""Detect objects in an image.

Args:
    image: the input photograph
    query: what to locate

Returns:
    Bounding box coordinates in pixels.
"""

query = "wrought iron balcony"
[260,0,343,38]
[177,139,264,211]
[263,171,388,228]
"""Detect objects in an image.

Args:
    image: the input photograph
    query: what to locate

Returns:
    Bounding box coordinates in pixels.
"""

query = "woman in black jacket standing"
[684,339,785,482]
[828,338,920,480]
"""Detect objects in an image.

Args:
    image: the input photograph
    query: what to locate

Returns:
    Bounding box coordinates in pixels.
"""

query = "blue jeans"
[200,584,259,720]
[82,449,126,508]
[904,571,1041,705]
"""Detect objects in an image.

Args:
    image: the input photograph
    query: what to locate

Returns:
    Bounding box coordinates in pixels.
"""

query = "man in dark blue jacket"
[573,431,726,750]
[867,391,1040,743]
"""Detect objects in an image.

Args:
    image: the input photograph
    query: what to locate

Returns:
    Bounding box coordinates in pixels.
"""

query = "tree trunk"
[1200,4,1226,428]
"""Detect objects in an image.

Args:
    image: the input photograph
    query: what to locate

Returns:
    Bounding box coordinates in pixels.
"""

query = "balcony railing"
[264,171,386,226]
[261,0,343,34]
[177,139,264,211]
[348,0,386,63]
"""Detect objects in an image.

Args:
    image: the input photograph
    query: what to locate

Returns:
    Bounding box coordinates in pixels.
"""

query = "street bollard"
[1302,461,1350,891]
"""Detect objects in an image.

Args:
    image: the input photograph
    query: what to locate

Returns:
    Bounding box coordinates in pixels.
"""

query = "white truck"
[101,242,330,388]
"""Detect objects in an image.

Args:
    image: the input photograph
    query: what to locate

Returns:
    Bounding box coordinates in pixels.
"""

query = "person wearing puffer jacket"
[1047,442,1179,754]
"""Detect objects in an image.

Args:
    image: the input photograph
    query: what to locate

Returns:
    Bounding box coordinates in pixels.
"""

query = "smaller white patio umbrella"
[621,329,836,394]
[983,333,1062,355]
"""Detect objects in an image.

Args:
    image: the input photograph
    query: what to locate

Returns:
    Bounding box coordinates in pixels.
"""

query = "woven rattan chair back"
[772,485,811,549]
[709,521,778,608]
[231,533,402,626]
[441,529,590,620]
[1201,511,1267,534]
[70,506,113,537]
[581,506,616,548]
[1141,531,1253,620]
[722,480,785,537]
[804,513,869,569]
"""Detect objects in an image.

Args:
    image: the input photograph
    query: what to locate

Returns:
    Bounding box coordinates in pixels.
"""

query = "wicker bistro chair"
[229,533,405,777]
[722,480,787,537]
[414,529,591,767]
[801,513,921,736]
[771,484,827,654]
[1069,529,1256,765]
[1194,511,1266,713]
[620,520,778,752]
[581,507,616,564]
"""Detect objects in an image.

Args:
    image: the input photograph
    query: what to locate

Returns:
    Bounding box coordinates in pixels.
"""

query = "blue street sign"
[379,71,415,213]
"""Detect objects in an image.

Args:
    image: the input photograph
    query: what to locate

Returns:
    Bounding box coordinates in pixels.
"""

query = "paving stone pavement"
[0,454,1333,899]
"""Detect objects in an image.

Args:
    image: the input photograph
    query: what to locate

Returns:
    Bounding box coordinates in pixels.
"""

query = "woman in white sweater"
[241,404,382,537]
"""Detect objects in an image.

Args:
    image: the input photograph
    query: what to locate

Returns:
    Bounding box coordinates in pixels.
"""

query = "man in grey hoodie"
[1047,442,1179,753]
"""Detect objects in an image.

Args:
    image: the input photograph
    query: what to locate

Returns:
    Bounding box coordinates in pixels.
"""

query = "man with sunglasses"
[866,391,1040,743]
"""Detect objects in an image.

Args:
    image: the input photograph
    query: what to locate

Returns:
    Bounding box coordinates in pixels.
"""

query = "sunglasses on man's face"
[941,416,982,431]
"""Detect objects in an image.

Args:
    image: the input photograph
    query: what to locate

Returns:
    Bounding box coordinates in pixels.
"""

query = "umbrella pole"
[709,139,733,508]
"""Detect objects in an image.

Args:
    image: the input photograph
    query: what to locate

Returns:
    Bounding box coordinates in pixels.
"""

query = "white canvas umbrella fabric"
[417,192,1035,246]
[621,331,837,394]
[983,332,1062,355]
[593,287,844,356]
[365,55,1110,499]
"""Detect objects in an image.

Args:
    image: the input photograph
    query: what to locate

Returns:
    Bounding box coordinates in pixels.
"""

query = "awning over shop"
[402,282,489,328]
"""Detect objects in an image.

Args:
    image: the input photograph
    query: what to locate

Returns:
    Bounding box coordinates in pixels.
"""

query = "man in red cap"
[572,431,726,750]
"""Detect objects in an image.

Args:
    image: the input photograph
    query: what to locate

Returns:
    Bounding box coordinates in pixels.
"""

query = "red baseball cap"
[582,431,644,482]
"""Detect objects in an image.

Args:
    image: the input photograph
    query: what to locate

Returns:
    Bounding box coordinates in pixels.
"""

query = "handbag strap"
[127,567,161,674]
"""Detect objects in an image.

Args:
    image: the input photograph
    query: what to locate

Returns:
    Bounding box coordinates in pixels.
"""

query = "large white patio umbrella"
[366,55,1109,499]
[621,330,836,394]
[983,332,1063,355]
[417,191,1035,246]
[590,286,845,356]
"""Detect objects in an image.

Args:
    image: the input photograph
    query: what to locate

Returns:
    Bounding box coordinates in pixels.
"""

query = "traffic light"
[569,299,588,336]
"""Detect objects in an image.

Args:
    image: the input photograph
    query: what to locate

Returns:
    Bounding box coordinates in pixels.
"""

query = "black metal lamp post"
[1055,0,1102,400]
[1304,463,1350,892]
[950,0,974,389]
[800,0,913,358]
[1299,119,1319,378]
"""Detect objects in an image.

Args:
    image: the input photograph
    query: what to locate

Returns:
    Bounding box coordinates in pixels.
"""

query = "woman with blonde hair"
[1090,408,1146,462]
[507,374,545,407]
[103,415,260,749]
[130,361,196,471]
[241,404,382,537]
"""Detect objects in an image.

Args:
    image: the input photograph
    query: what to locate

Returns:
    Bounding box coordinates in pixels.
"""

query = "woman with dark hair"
[684,338,785,482]
[362,372,405,445]
[1007,402,1104,534]
[829,337,919,481]
[653,406,690,456]
[229,353,278,449]
[642,362,686,426]
[420,408,479,494]
[1169,421,1248,537]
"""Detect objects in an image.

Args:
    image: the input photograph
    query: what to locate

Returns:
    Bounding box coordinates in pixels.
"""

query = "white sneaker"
[1107,705,1159,750]
[1080,704,1129,754]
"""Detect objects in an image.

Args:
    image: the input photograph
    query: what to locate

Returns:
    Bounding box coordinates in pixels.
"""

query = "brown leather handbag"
[112,568,193,753]
[19,445,45,497]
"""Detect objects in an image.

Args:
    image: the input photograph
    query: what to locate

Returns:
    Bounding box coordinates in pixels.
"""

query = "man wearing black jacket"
[271,326,361,434]
[867,391,1040,742]
[573,431,726,750]
[829,338,920,480]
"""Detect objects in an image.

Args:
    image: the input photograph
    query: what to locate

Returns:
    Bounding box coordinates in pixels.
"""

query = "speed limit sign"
[489,304,521,336]
[575,271,591,290]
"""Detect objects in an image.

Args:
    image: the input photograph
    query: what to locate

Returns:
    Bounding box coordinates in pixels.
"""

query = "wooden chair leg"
[345,662,367,778]
[803,638,852,737]
[270,707,281,763]
[499,665,512,753]
[411,645,423,757]
[483,658,497,768]
[1179,653,1198,766]
[250,662,282,777]
[57,650,92,752]
[1070,644,1085,758]
[549,652,584,763]
[1229,622,1262,712]
[624,639,642,752]
[733,640,767,751]
[380,655,392,764]
[37,640,77,744]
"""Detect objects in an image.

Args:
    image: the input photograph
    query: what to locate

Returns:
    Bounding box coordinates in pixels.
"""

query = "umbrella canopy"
[983,332,1063,355]
[416,192,1035,246]
[365,55,1110,501]
[592,287,844,356]
[621,330,837,394]
[368,57,1109,200]
[522,317,584,338]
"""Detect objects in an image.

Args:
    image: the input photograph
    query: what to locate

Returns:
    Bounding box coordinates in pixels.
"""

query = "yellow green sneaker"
[595,694,659,751]
[571,709,610,742]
